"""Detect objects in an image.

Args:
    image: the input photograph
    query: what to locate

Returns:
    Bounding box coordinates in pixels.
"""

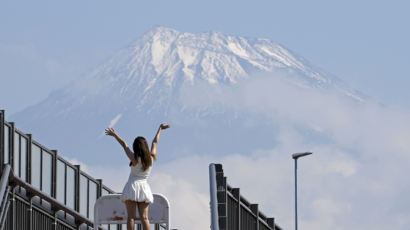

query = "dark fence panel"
[227,195,238,230]
[240,206,257,230]
[4,195,76,230]
[210,163,283,230]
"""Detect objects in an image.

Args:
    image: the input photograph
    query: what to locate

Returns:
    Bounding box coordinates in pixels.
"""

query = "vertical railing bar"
[74,165,80,213]
[10,122,15,174]
[11,187,16,230]
[18,134,21,181]
[29,197,34,230]
[86,178,90,223]
[0,110,4,172]
[96,179,102,199]
[64,162,67,220]
[27,134,33,184]
[222,176,227,230]
[40,147,44,206]
[52,150,58,199]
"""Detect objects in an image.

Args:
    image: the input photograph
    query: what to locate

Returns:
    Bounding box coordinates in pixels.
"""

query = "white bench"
[94,194,170,230]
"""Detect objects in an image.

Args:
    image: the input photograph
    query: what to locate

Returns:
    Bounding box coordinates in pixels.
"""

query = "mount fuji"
[11,26,363,166]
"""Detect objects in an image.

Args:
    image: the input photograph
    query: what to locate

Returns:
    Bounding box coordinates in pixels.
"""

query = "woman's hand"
[151,123,170,160]
[160,123,171,130]
[105,127,117,137]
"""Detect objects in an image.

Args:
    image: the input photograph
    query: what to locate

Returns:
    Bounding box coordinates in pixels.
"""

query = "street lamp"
[292,152,313,230]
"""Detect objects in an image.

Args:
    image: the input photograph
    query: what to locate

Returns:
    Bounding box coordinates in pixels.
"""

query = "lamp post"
[292,152,312,230]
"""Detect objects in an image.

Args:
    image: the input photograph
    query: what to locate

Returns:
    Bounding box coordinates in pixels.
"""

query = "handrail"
[0,164,95,228]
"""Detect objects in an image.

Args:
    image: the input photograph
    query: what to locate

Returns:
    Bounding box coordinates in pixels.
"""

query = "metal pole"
[294,159,298,230]
[292,152,312,230]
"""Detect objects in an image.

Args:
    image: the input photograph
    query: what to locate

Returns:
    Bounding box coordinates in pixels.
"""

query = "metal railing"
[0,164,95,229]
[209,163,283,230]
[0,110,164,230]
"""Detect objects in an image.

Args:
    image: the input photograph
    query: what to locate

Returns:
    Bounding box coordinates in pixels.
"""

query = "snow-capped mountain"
[11,26,363,165]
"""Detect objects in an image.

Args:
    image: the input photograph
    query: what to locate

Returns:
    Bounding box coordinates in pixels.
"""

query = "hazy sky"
[1,0,410,115]
[2,1,410,230]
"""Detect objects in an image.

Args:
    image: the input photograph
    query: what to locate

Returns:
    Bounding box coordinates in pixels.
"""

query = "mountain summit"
[12,27,362,162]
[62,26,361,113]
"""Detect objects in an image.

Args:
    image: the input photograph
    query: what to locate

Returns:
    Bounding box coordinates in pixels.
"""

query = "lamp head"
[292,152,313,159]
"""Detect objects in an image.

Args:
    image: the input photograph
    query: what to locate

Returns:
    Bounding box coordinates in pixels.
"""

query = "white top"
[120,147,154,203]
[128,159,152,181]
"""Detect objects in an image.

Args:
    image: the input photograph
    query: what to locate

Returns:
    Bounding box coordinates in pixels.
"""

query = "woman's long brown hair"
[131,136,152,171]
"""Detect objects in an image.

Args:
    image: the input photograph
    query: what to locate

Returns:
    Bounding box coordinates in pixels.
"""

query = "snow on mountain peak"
[48,26,364,114]
[92,27,337,90]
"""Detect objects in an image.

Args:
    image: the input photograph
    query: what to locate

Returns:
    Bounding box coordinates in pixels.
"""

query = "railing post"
[0,110,4,172]
[52,150,58,199]
[97,179,103,198]
[267,218,275,230]
[250,204,259,230]
[27,134,32,184]
[74,165,80,213]
[10,122,15,174]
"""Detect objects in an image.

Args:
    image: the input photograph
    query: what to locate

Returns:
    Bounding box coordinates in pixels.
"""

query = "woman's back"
[129,159,152,180]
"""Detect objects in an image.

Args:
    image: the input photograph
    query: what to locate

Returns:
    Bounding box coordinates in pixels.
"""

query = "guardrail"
[209,163,283,230]
[0,164,94,229]
[0,109,166,230]
[0,109,116,229]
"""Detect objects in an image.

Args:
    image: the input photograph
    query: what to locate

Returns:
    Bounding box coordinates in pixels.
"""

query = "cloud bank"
[80,73,410,230]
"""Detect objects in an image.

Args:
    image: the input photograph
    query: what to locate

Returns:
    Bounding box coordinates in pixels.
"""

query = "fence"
[209,163,283,230]
[0,110,164,230]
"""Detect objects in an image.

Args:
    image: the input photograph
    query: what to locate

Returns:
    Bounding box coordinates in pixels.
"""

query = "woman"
[105,123,170,230]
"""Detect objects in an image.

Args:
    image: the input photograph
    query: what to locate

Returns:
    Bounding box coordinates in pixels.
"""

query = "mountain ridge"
[50,26,363,113]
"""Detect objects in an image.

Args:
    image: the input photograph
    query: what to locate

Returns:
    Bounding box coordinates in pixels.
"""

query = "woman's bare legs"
[125,200,137,230]
[137,202,150,230]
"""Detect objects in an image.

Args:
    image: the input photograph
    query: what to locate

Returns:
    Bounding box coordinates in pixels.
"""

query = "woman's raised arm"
[151,123,170,160]
[105,127,137,165]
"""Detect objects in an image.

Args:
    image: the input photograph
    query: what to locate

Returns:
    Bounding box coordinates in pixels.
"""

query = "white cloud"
[175,73,410,230]
[108,114,123,128]
[99,114,123,137]
[150,174,210,230]
[73,73,410,230]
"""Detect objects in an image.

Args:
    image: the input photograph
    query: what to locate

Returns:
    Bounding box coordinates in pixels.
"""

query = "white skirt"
[120,179,154,203]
